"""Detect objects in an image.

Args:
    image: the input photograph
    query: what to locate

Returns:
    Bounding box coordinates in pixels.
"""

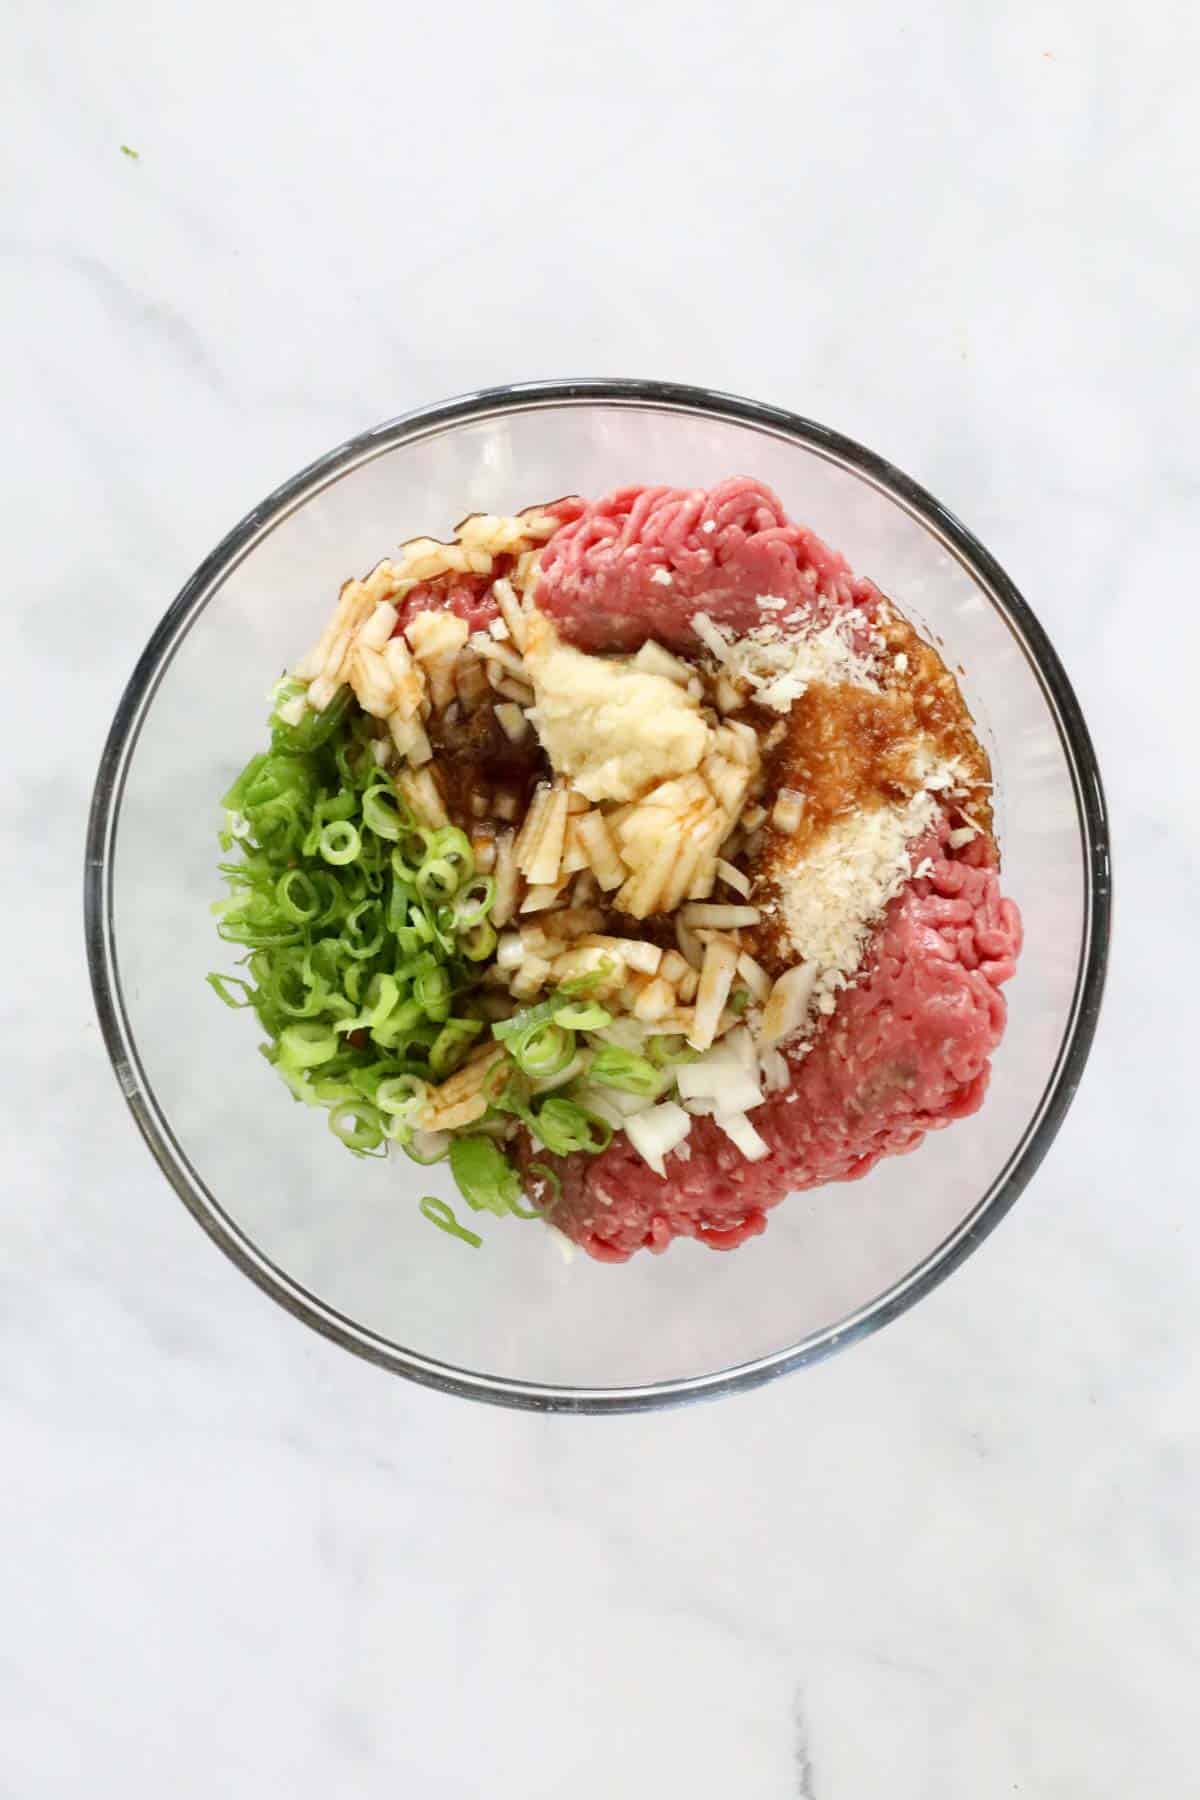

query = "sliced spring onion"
[416,857,459,902]
[404,1129,452,1165]
[452,875,495,930]
[505,1160,561,1219]
[319,819,362,865]
[430,1018,483,1077]
[424,826,474,883]
[278,1023,340,1068]
[376,1073,430,1117]
[526,1162,562,1206]
[460,917,497,962]
[328,1101,386,1154]
[449,1136,522,1217]
[273,682,353,751]
[211,698,512,1184]
[589,1046,663,1097]
[361,780,408,840]
[419,1196,482,1248]
[507,1020,576,1080]
[340,898,385,960]
[206,972,255,1009]
[276,868,322,923]
[552,1002,612,1032]
[531,1097,612,1157]
[359,972,400,1031]
[391,835,427,884]
[493,990,608,1050]
[557,958,616,999]
[413,960,452,1021]
[370,998,427,1049]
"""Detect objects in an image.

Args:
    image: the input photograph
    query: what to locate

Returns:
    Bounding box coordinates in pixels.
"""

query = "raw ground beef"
[391,499,584,640]
[392,476,1023,1262]
[393,571,499,639]
[521,823,1022,1262]
[534,475,881,653]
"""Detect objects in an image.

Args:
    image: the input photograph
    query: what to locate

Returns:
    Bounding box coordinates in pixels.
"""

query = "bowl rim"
[84,377,1112,1413]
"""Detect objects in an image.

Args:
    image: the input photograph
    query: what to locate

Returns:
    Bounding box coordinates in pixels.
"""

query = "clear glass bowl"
[85,381,1111,1412]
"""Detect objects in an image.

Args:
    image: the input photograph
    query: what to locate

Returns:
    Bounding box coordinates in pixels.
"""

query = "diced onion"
[689,938,739,1052]
[715,1111,769,1162]
[676,1053,763,1115]
[680,902,761,929]
[760,963,819,1046]
[771,788,806,834]
[495,931,524,971]
[715,859,752,898]
[624,1102,692,1177]
[736,951,772,1003]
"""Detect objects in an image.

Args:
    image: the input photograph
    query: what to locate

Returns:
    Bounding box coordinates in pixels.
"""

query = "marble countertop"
[6,2,1197,1793]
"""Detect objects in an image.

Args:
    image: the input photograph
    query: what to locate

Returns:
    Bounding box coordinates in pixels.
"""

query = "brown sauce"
[426,705,547,833]
[748,604,994,974]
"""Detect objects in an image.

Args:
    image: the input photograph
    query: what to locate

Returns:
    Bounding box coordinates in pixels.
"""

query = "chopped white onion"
[771,787,806,834]
[760,963,819,1046]
[494,702,530,743]
[680,902,762,930]
[736,951,772,1003]
[715,858,752,898]
[495,931,524,971]
[716,1111,770,1162]
[624,1102,692,1178]
[676,1058,763,1115]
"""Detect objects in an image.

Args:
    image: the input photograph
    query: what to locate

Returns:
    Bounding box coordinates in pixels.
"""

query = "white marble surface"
[5,2,1197,1793]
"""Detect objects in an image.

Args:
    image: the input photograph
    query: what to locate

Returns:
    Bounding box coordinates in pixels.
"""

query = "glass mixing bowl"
[85,381,1111,1412]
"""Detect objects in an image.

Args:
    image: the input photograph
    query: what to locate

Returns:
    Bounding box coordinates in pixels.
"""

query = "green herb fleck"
[120,144,140,161]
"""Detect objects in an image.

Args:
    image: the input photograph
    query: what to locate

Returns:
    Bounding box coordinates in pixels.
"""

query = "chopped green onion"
[527,1162,561,1198]
[370,997,427,1049]
[556,958,616,999]
[507,1160,561,1219]
[206,972,255,1009]
[460,918,497,962]
[328,1101,386,1154]
[319,819,361,865]
[391,835,427,884]
[553,1002,612,1031]
[424,827,474,883]
[273,683,353,751]
[452,875,494,930]
[340,898,385,960]
[493,995,564,1044]
[278,1023,340,1069]
[416,857,458,902]
[376,1073,429,1117]
[531,1096,612,1156]
[419,1196,482,1248]
[646,1035,701,1068]
[430,1018,483,1077]
[211,691,507,1182]
[362,781,408,840]
[449,1136,522,1216]
[403,1129,451,1165]
[507,1020,576,1079]
[413,959,451,1021]
[360,972,400,1030]
[589,1045,662,1096]
[275,868,322,923]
